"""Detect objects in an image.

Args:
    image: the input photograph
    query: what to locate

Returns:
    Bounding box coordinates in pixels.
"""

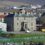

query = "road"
[2,31,45,34]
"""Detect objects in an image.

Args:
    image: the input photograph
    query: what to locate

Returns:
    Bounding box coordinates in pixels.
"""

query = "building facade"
[14,15,36,32]
[13,9,37,32]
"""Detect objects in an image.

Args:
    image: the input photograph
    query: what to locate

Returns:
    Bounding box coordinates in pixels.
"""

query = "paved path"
[2,31,45,34]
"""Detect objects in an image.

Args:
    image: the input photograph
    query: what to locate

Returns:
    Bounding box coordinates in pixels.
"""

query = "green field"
[0,31,45,42]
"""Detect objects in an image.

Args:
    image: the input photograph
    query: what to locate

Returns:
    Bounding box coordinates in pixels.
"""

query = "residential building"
[0,12,7,32]
[14,10,37,32]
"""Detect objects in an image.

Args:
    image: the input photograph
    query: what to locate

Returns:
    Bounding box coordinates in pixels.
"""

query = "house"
[4,9,37,32]
[0,12,7,32]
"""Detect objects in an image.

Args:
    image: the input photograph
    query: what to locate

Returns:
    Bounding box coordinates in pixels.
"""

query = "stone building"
[14,9,37,32]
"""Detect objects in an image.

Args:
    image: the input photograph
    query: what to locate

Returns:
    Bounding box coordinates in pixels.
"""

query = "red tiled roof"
[0,15,8,18]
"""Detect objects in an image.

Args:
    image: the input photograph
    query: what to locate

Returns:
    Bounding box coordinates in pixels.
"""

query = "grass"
[0,32,45,42]
[0,32,45,38]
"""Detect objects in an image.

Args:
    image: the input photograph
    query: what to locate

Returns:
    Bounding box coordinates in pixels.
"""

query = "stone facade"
[14,14,37,32]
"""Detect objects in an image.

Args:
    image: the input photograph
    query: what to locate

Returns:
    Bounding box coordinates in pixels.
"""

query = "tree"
[40,12,45,24]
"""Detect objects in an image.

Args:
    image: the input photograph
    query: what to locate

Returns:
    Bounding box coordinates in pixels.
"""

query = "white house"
[0,22,7,32]
[0,13,7,32]
[13,9,37,32]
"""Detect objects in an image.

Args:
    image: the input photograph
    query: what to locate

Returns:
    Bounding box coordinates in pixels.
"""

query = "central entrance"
[20,22,28,31]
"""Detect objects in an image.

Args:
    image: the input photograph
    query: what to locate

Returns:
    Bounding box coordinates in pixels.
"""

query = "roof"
[14,14,37,17]
[0,15,8,18]
[4,13,37,17]
[7,14,14,17]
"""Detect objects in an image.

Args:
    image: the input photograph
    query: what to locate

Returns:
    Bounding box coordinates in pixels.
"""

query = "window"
[31,18,33,20]
[31,22,33,26]
[17,23,18,25]
[25,23,27,29]
[24,17,26,20]
[17,17,19,20]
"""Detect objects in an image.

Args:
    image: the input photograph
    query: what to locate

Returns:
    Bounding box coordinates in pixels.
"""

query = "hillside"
[0,1,29,8]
